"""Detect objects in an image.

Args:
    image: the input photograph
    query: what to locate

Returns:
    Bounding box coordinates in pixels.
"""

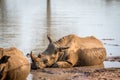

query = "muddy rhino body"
[0,47,30,80]
[31,34,106,68]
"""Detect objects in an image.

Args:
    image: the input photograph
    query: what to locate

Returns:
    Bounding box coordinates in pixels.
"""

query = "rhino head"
[30,35,69,69]
[0,55,10,79]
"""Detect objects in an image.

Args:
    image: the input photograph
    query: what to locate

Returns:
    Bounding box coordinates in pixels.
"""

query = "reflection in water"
[0,0,4,25]
[46,0,51,35]
[105,0,120,3]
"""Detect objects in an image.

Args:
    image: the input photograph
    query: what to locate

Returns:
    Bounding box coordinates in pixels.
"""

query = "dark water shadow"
[46,0,51,36]
[0,0,5,24]
[105,0,120,2]
[105,0,120,5]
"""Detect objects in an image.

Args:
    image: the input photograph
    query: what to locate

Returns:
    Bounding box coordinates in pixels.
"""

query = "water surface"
[0,0,120,68]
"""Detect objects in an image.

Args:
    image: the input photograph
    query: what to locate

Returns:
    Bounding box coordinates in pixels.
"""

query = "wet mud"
[31,57,120,80]
[31,67,120,80]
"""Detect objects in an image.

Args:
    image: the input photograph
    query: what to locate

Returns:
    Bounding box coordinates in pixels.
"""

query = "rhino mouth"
[0,74,2,79]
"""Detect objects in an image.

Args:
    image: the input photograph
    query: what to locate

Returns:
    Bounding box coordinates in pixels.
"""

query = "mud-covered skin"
[30,34,106,69]
[0,47,30,80]
[0,55,10,80]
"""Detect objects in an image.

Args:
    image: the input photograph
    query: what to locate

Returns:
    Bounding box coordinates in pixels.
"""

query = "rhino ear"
[38,54,43,58]
[47,34,53,43]
[58,46,69,52]
[0,55,10,64]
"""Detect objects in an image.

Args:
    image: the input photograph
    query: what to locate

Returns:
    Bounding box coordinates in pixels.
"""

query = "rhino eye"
[36,62,39,66]
[54,50,57,54]
[43,59,48,64]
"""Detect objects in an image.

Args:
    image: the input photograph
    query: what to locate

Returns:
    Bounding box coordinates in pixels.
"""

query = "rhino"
[30,34,106,69]
[0,47,30,80]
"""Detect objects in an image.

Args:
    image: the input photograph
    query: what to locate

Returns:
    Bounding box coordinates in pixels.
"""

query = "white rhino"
[0,47,30,80]
[30,34,106,69]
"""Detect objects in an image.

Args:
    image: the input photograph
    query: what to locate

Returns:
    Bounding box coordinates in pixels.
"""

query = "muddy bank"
[31,57,120,80]
[31,67,120,80]
[105,56,120,62]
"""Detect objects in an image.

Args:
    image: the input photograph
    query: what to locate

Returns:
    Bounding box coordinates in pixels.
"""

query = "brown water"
[0,0,120,68]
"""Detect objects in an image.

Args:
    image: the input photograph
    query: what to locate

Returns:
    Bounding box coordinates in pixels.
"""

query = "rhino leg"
[53,61,72,68]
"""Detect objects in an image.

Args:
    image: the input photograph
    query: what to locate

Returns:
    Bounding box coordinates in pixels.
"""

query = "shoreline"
[105,56,120,62]
[31,67,120,80]
[31,56,120,80]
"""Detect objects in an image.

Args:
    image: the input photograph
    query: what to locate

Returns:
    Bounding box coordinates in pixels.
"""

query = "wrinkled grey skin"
[30,34,106,69]
[30,35,69,69]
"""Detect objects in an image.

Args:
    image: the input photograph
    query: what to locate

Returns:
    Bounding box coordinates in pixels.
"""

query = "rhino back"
[55,34,104,49]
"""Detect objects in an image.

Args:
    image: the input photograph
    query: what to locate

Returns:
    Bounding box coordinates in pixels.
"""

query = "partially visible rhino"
[30,34,106,69]
[0,47,30,80]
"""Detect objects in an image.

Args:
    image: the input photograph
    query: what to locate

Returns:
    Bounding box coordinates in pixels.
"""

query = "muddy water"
[0,0,120,68]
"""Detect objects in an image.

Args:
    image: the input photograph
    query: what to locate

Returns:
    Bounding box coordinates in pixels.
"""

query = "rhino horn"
[38,53,43,58]
[30,51,38,62]
[47,34,53,43]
